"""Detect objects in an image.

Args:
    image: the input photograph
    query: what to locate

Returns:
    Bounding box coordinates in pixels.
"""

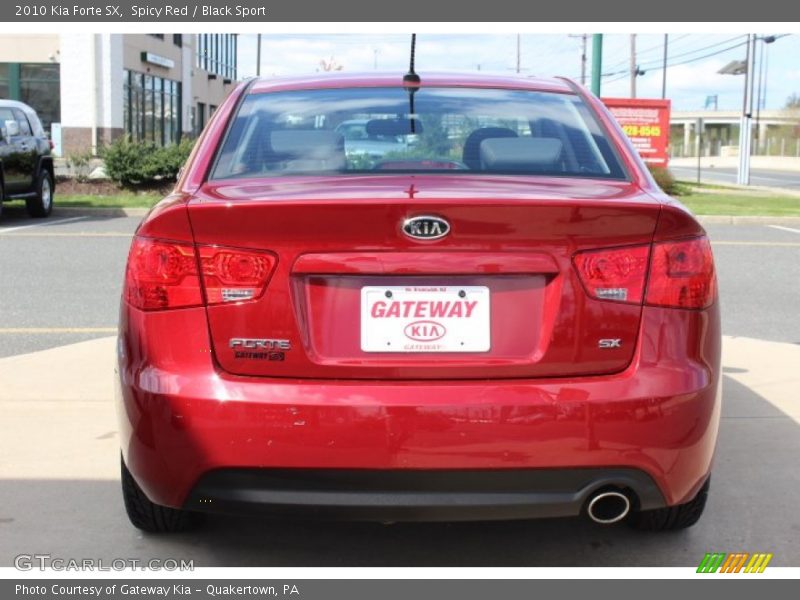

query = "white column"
[683,123,692,157]
[96,34,124,133]
[59,33,123,153]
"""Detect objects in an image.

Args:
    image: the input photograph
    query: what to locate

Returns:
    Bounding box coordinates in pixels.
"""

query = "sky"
[236,33,800,112]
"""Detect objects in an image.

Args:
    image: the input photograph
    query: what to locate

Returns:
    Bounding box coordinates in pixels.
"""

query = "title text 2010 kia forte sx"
[116,73,720,533]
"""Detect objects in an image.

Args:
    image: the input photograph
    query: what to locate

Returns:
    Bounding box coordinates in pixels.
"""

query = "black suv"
[0,99,55,219]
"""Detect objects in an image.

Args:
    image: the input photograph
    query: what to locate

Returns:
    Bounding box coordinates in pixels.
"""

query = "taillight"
[573,236,716,310]
[573,244,650,304]
[645,236,716,309]
[197,245,276,305]
[124,237,276,310]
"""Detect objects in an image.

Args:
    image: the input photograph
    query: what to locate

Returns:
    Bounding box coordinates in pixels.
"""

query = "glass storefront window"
[195,33,237,79]
[143,75,154,142]
[123,70,181,146]
[0,62,61,133]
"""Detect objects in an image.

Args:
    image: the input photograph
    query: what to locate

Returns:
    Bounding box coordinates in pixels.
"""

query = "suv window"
[212,87,627,180]
[0,107,14,129]
[13,109,32,136]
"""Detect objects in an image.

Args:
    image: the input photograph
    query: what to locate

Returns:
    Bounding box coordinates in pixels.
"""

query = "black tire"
[26,169,53,218]
[120,457,200,533]
[629,478,710,531]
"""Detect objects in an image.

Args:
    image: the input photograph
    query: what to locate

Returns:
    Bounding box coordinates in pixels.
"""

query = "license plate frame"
[360,285,491,353]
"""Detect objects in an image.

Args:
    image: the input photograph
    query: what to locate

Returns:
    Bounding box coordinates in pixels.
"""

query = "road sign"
[602,98,672,168]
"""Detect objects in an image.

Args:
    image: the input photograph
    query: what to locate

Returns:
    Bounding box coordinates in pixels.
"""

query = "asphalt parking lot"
[0,203,799,567]
[670,166,800,190]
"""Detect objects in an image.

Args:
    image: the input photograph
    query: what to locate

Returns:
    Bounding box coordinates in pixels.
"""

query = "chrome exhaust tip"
[586,490,631,524]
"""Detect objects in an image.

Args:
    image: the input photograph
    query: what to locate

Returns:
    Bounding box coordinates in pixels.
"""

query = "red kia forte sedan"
[116,73,720,533]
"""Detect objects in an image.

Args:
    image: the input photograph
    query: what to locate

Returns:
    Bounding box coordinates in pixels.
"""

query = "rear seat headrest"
[269,130,346,171]
[479,138,563,172]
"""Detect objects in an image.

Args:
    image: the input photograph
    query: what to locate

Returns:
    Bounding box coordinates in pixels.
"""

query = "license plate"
[360,286,490,352]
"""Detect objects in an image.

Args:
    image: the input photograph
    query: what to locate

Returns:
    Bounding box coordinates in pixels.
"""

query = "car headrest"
[479,137,564,173]
[268,130,346,171]
[462,127,518,170]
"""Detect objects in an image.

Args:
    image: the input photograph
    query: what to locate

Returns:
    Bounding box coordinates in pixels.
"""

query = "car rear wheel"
[121,457,201,533]
[629,478,710,531]
[26,170,53,218]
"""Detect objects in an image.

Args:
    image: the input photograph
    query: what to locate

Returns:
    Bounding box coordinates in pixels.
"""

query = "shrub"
[66,150,94,183]
[102,137,194,187]
[648,165,678,195]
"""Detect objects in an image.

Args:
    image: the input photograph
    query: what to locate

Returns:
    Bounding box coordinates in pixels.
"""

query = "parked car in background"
[335,118,414,160]
[117,73,720,534]
[0,99,55,220]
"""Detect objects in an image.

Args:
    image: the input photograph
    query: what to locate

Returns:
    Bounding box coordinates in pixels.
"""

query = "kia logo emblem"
[404,320,447,342]
[402,215,450,241]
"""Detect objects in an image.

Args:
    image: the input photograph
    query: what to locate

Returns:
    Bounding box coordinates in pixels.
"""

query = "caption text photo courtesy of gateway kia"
[116,65,720,533]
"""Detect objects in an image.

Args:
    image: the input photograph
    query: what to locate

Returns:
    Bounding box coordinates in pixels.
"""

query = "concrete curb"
[680,182,800,198]
[54,207,150,218]
[696,215,800,225]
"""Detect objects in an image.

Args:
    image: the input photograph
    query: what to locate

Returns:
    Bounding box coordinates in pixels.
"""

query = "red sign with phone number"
[602,98,671,168]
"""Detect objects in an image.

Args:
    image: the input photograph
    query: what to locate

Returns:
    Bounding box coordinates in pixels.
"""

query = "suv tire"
[26,169,53,218]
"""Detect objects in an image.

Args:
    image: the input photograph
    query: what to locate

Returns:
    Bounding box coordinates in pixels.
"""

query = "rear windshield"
[211,86,627,180]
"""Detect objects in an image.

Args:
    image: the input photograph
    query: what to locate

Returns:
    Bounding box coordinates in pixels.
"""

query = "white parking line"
[0,216,88,234]
[0,327,116,334]
[769,225,800,235]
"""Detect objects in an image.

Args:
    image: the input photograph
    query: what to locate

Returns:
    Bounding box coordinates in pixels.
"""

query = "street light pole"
[754,36,776,156]
[737,34,754,185]
[256,34,261,77]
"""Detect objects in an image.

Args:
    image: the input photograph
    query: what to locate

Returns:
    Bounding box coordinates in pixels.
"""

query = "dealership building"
[0,33,238,155]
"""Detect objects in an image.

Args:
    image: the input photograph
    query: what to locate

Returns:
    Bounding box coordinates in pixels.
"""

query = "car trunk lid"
[188,175,660,380]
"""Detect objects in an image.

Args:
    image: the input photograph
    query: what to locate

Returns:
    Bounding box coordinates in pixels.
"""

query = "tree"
[785,93,800,110]
[317,57,343,72]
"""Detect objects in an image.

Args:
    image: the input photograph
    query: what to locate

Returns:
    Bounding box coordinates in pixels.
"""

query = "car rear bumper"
[184,467,665,521]
[116,303,721,517]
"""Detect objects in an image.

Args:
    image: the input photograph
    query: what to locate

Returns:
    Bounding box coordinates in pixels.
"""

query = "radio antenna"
[403,34,421,85]
[403,34,420,133]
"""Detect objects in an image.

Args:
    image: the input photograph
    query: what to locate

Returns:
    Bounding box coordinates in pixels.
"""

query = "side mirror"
[4,120,20,138]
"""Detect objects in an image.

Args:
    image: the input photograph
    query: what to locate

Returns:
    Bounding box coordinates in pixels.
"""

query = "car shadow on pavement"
[0,202,137,225]
[1,376,798,568]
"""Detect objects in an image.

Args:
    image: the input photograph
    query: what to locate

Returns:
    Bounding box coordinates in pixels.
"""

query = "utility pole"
[661,34,668,99]
[629,34,637,98]
[516,34,521,74]
[591,34,603,96]
[256,34,261,76]
[568,34,588,85]
[581,34,587,85]
[373,48,379,70]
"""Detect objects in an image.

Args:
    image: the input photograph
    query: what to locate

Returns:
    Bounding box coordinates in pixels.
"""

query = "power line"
[602,33,691,71]
[601,37,749,79]
[601,35,747,77]
[637,35,748,68]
